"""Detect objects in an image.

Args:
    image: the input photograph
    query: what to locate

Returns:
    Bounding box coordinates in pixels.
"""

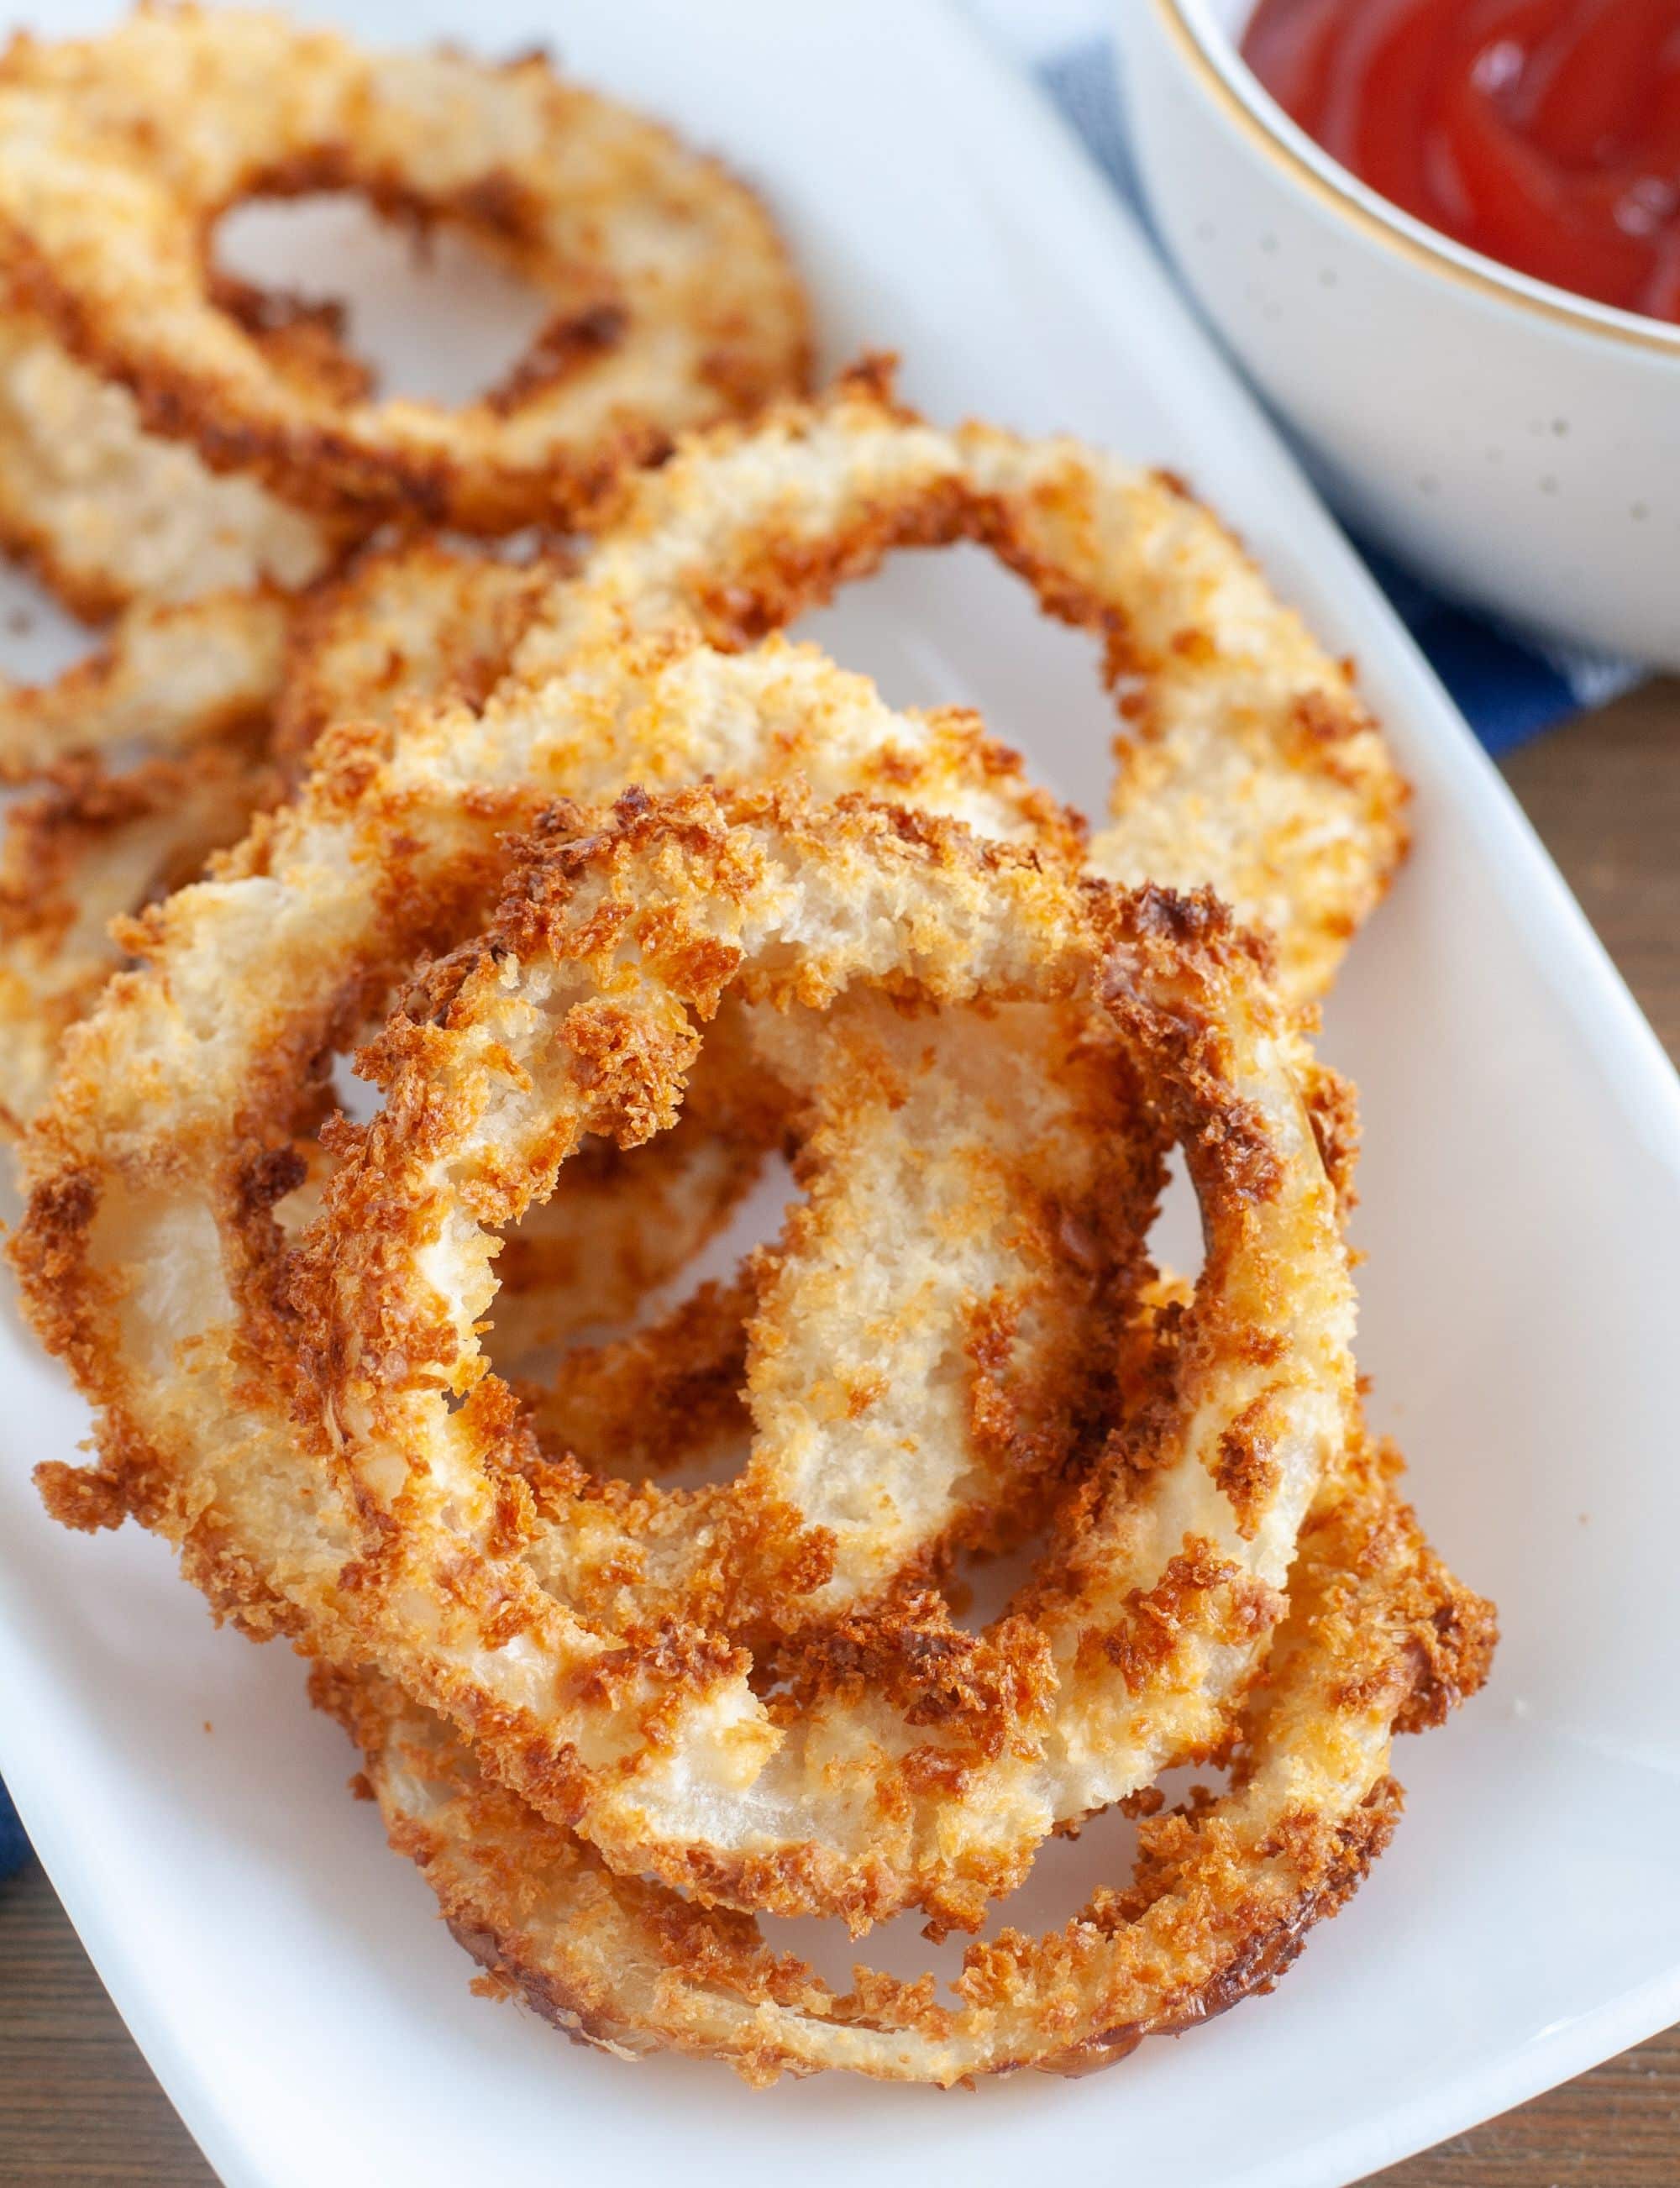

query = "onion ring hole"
[213,191,554,410]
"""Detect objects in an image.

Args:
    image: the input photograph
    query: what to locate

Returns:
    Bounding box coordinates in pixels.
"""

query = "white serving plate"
[2,5,1678,2186]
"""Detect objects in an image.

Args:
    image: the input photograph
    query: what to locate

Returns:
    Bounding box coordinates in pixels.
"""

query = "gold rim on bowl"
[1156,0,1680,359]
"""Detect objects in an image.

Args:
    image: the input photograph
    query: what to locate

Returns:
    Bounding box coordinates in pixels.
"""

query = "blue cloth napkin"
[0,1781,25,1881]
[1036,38,1638,754]
[0,23,1641,1897]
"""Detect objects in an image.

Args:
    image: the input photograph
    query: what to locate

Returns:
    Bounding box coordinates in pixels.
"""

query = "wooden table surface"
[3,679,1677,2186]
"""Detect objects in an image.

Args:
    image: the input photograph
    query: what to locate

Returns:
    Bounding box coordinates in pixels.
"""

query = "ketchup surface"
[1242,0,1680,320]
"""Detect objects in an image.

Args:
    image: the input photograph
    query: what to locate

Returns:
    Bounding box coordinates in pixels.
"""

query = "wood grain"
[3,681,1677,2186]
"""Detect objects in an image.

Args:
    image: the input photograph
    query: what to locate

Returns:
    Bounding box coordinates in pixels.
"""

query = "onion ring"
[0,7,811,530]
[13,612,1072,1566]
[316,1385,1491,2084]
[265,810,1348,1934]
[20,742,1353,1937]
[13,383,1394,1907]
[497,362,1405,1004]
[282,355,1396,1396]
[270,537,1066,1370]
[325,358,1396,1375]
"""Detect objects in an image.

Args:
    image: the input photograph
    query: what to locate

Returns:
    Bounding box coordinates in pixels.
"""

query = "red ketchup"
[1241,0,1680,320]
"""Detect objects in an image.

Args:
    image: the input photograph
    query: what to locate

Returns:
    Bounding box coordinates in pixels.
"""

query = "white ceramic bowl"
[1115,0,1680,667]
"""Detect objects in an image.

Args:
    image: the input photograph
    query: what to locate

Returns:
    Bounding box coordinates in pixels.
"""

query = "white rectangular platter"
[2,4,1678,2185]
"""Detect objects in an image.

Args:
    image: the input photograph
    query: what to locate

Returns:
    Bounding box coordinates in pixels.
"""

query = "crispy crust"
[291,789,1155,1922]
[0,541,558,1138]
[9,565,1084,1678]
[0,585,293,1139]
[270,537,567,775]
[19,753,1358,1934]
[312,1372,1492,2085]
[0,7,811,529]
[0,262,364,1122]
[0,739,276,1132]
[516,1267,756,1478]
[0,587,291,782]
[489,1005,790,1367]
[0,296,344,622]
[312,1283,1491,2087]
[501,362,1406,1004]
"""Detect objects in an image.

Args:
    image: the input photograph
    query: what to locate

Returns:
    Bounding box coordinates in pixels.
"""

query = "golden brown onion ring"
[304,1267,1487,2086]
[13,371,1487,2065]
[13,380,1425,1951]
[270,542,1070,1370]
[276,805,1352,1934]
[0,7,810,530]
[13,617,1072,1598]
[497,362,1405,1004]
[313,1307,1491,2084]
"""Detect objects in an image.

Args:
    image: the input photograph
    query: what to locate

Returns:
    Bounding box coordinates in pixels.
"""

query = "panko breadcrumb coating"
[0,304,341,619]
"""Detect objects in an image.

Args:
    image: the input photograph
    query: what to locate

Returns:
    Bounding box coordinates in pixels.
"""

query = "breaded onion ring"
[13,385,1399,1899]
[275,803,1353,1934]
[0,7,811,529]
[20,753,1357,1940]
[316,1398,1491,2084]
[12,383,1474,2076]
[323,363,1399,1369]
[13,618,1070,1571]
[270,543,1072,1369]
[497,363,1405,1003]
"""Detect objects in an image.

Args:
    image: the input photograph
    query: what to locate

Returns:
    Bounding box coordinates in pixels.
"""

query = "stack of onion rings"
[11,342,1492,2088]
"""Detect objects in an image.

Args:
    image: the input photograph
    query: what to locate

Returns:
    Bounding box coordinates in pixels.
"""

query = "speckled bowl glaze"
[1116,0,1680,667]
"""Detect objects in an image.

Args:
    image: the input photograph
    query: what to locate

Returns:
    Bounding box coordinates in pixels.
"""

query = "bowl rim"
[1158,0,1680,359]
